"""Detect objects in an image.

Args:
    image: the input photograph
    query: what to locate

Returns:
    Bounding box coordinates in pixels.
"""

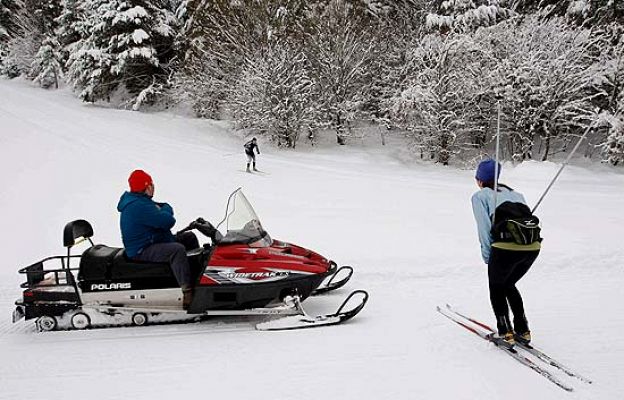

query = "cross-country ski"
[438,304,593,392]
[444,304,593,384]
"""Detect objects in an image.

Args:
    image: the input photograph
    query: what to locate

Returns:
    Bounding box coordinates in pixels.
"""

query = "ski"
[517,342,593,384]
[437,305,574,392]
[257,290,368,331]
[445,304,592,384]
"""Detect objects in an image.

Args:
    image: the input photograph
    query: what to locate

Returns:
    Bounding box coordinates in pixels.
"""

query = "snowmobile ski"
[437,305,574,392]
[444,304,592,384]
[256,290,368,331]
[312,265,353,295]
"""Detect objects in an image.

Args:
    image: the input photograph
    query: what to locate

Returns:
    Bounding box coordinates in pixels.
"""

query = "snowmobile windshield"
[216,189,271,246]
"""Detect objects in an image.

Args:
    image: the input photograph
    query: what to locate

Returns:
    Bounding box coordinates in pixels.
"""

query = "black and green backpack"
[491,201,542,245]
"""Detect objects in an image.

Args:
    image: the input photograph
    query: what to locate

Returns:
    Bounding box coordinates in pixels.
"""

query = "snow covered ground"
[1,78,623,399]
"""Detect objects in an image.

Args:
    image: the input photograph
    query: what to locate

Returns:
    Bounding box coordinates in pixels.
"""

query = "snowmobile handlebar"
[178,218,223,243]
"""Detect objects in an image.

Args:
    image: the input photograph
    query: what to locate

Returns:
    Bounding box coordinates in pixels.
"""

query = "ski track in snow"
[1,79,624,399]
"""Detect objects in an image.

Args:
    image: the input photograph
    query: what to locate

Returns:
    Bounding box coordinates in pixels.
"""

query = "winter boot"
[246,163,251,173]
[182,287,193,310]
[252,162,258,172]
[494,315,515,349]
[492,331,516,349]
[514,331,532,345]
[512,312,530,344]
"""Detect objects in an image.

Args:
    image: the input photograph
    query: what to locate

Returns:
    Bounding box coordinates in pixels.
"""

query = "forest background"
[1,0,623,167]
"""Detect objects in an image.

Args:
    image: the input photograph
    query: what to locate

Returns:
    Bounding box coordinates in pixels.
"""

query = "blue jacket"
[117,191,176,258]
[471,186,527,264]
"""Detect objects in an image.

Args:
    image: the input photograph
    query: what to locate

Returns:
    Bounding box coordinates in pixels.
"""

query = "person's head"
[128,169,154,197]
[252,137,257,143]
[475,158,501,189]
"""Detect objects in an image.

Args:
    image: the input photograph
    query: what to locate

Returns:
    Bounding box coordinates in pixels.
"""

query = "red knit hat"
[128,170,153,192]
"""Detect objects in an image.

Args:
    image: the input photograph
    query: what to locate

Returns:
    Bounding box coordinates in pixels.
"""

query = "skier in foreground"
[471,159,541,348]
[117,170,197,309]
[244,137,260,172]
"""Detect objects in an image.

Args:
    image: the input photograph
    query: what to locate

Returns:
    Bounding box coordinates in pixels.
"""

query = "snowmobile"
[12,189,368,331]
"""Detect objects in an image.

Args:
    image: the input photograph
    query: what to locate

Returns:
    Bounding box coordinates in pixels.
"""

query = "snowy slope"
[1,78,623,400]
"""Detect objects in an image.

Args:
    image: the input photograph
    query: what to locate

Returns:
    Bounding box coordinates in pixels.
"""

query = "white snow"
[1,78,623,399]
[131,29,149,45]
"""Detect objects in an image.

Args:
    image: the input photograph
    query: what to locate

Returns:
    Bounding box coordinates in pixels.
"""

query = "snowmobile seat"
[111,251,175,280]
[79,244,120,281]
[78,244,177,284]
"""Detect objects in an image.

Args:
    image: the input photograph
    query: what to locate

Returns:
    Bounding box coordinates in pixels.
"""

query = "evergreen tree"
[31,34,62,88]
[2,0,60,77]
[426,0,515,33]
[55,0,86,61]
[0,0,21,42]
[66,0,177,105]
[597,111,624,165]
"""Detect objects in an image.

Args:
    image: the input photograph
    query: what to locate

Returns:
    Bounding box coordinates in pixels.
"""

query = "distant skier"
[117,170,198,309]
[471,159,542,348]
[244,137,260,172]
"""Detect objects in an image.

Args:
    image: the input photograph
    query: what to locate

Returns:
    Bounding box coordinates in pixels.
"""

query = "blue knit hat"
[475,159,501,182]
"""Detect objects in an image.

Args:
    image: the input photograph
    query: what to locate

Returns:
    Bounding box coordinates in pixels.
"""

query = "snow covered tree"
[0,0,21,42]
[514,0,624,25]
[363,4,425,133]
[597,111,624,165]
[230,42,317,148]
[389,34,487,164]
[66,0,177,106]
[306,0,375,144]
[178,0,311,118]
[30,35,62,88]
[426,0,515,33]
[1,0,61,78]
[473,16,604,161]
[54,0,87,64]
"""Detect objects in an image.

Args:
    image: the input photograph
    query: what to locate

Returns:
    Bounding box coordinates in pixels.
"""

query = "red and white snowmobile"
[12,189,368,331]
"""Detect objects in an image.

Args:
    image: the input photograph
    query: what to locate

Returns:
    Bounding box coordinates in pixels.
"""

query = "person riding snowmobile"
[244,137,260,172]
[117,170,197,309]
[471,159,541,348]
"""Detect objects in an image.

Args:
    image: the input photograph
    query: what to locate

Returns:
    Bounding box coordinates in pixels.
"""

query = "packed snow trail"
[2,79,624,400]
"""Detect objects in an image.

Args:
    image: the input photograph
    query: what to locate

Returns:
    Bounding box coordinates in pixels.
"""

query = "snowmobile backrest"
[63,220,94,248]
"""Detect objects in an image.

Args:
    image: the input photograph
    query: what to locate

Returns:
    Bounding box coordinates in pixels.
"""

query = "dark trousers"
[135,232,199,288]
[488,247,539,334]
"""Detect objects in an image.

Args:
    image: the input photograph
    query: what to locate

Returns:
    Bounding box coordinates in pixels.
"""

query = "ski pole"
[492,101,501,225]
[532,123,594,213]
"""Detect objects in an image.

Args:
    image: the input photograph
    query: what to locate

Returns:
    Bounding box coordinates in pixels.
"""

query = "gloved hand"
[191,218,220,241]
[189,217,207,229]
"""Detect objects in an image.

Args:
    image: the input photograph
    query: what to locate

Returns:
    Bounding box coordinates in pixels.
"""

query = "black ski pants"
[488,247,539,334]
[134,232,199,288]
